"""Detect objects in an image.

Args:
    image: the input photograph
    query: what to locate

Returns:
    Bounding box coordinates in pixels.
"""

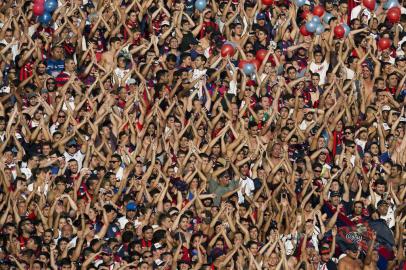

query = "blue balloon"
[39,12,52,25]
[383,0,399,9]
[243,63,255,75]
[315,24,325,35]
[195,0,207,11]
[342,23,351,36]
[44,0,58,12]
[296,0,306,7]
[305,21,317,33]
[311,16,321,25]
[323,12,333,24]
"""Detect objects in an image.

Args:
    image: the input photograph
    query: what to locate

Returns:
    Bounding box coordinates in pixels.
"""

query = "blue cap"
[257,13,266,20]
[126,202,137,211]
[67,139,77,146]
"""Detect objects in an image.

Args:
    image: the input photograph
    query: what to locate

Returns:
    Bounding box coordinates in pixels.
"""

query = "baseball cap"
[168,207,179,216]
[382,105,391,111]
[330,191,341,197]
[377,199,389,207]
[153,259,165,269]
[256,13,266,20]
[347,243,358,253]
[320,243,331,255]
[151,242,166,252]
[27,92,37,98]
[395,55,406,62]
[104,204,117,213]
[161,21,170,26]
[101,246,113,255]
[67,139,77,146]
[126,202,137,211]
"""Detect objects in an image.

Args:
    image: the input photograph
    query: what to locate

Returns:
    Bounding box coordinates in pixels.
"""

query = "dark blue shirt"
[46,59,65,77]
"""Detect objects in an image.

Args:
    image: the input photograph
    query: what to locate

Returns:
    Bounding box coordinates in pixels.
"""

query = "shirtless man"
[100,37,122,71]
[338,244,362,270]
[363,232,379,270]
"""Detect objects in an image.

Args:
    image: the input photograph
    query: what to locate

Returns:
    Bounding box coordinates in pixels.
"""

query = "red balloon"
[378,38,391,50]
[313,6,325,17]
[300,25,311,36]
[33,4,45,16]
[262,0,274,5]
[250,59,261,69]
[362,0,376,10]
[34,0,45,4]
[221,44,235,58]
[238,60,248,69]
[256,49,268,62]
[334,25,345,38]
[387,7,401,23]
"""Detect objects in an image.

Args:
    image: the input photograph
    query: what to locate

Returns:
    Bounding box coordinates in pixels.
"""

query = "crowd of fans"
[0,0,405,269]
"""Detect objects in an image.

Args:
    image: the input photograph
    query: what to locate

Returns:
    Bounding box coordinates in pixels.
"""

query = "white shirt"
[350,5,371,23]
[114,167,124,181]
[191,68,207,98]
[309,61,329,85]
[64,150,85,170]
[117,216,142,230]
[237,176,255,203]
[114,67,131,85]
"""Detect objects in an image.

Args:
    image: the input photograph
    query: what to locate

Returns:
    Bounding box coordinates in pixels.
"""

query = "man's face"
[354,203,363,215]
[314,52,323,63]
[68,160,78,173]
[109,157,121,170]
[288,68,296,79]
[257,30,267,42]
[344,129,353,140]
[53,47,64,60]
[0,120,6,131]
[143,229,153,240]
[339,3,348,14]
[4,30,13,43]
[66,60,76,71]
[67,144,77,154]
[331,195,340,206]
[22,220,34,233]
[376,184,385,195]
[390,167,399,177]
[388,75,398,87]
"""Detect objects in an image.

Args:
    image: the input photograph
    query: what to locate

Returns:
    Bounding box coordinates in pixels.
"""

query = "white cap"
[382,105,391,111]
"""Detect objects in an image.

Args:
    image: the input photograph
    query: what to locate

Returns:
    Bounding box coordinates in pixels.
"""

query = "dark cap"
[66,139,77,146]
[151,242,166,252]
[256,13,266,20]
[396,55,406,62]
[104,204,117,213]
[330,191,341,197]
[101,246,113,255]
[377,199,389,207]
[347,243,358,253]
